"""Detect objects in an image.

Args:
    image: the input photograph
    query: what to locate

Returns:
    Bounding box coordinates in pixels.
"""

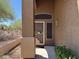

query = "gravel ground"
[0,40,12,47]
[0,46,22,59]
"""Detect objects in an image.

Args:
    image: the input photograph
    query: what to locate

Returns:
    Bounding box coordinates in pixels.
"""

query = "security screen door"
[34,21,45,45]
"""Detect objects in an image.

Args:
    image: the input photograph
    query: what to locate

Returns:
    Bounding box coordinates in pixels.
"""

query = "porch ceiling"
[35,0,54,10]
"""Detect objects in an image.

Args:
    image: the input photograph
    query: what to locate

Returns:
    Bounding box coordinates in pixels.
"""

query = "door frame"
[34,21,45,45]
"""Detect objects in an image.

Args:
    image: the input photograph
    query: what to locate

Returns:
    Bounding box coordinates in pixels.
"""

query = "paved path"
[36,46,56,59]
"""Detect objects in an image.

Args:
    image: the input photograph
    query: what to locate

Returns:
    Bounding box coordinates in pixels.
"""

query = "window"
[47,23,52,39]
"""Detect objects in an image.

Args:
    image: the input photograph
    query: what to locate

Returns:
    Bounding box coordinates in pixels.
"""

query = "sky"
[11,0,22,19]
[3,0,22,26]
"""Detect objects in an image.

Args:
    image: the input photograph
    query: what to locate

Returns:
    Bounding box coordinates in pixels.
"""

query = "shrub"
[55,46,76,59]
[0,30,21,41]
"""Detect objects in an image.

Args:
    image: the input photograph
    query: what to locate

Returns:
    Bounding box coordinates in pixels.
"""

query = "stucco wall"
[54,0,79,58]
[22,0,35,58]
[22,0,34,37]
[35,0,54,15]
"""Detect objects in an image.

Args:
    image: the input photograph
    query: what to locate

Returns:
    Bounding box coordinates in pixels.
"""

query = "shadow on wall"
[35,55,47,59]
[45,47,56,59]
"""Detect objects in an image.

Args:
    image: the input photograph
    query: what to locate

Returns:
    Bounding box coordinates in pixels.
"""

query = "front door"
[34,21,45,45]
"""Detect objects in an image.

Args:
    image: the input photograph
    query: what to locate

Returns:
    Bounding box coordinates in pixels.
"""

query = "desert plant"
[8,19,22,31]
[55,46,76,59]
[0,0,14,21]
[0,30,21,41]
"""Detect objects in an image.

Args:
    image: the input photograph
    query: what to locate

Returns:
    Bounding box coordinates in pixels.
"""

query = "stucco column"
[22,0,35,58]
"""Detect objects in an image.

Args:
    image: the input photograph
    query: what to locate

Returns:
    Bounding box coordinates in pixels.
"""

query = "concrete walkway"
[36,46,56,59]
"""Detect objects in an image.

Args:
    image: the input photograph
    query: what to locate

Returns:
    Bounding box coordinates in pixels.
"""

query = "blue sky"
[3,0,22,26]
[11,0,22,19]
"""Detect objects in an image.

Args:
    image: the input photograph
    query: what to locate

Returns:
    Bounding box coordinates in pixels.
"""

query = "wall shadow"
[35,55,47,59]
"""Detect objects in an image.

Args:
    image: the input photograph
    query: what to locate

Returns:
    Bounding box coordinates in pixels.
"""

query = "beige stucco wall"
[22,0,34,37]
[22,0,35,58]
[54,0,79,58]
[21,37,35,58]
[35,0,54,15]
[22,0,79,58]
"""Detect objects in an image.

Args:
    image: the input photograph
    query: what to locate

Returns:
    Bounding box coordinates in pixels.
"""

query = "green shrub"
[55,46,76,59]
